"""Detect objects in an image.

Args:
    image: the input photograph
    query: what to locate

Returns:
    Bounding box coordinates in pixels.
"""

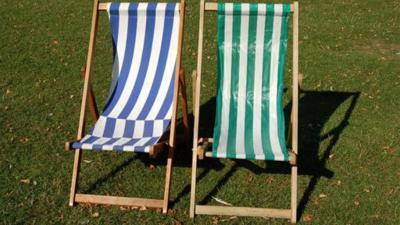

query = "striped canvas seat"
[72,2,180,153]
[211,3,291,161]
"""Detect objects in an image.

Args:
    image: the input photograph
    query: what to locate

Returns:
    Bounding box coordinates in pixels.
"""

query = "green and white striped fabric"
[212,3,291,161]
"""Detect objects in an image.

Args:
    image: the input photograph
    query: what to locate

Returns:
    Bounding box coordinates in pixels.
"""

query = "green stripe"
[212,3,225,156]
[276,4,291,160]
[243,4,258,159]
[226,3,241,158]
[260,4,275,160]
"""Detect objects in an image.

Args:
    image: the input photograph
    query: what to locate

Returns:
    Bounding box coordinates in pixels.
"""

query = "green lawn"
[1,0,399,224]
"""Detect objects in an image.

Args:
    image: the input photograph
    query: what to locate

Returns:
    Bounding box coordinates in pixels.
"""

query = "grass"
[1,0,399,224]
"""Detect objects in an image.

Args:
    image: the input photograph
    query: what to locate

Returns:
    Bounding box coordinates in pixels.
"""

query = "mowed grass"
[1,0,399,224]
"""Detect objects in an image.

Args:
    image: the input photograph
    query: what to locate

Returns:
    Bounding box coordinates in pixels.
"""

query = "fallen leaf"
[174,220,182,225]
[212,216,220,225]
[149,164,156,169]
[354,201,360,207]
[20,179,31,184]
[303,214,313,222]
[167,209,176,215]
[92,212,99,217]
[319,193,327,198]
[139,206,147,211]
[266,176,274,184]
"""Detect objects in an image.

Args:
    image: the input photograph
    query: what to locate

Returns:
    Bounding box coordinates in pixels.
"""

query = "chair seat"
[72,135,161,152]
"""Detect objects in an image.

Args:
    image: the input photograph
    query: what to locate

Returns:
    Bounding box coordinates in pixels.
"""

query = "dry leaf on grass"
[266,176,274,184]
[20,179,31,184]
[212,216,220,225]
[303,214,313,222]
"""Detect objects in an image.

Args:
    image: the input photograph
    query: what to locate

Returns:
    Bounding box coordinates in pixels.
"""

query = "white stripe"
[216,3,233,157]
[146,5,180,120]
[113,119,125,137]
[252,4,267,159]
[133,120,144,138]
[128,4,167,119]
[108,3,148,118]
[80,135,91,143]
[107,3,129,104]
[235,3,249,156]
[92,116,107,137]
[153,120,164,137]
[82,137,111,149]
[268,5,284,160]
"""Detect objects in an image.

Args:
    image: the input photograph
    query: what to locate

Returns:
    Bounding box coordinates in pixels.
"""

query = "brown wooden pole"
[69,0,99,207]
[162,0,186,213]
[179,69,191,147]
[190,0,205,218]
[291,2,299,224]
[80,65,99,121]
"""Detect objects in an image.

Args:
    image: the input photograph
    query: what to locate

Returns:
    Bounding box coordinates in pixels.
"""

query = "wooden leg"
[179,69,191,146]
[69,149,82,206]
[291,165,298,223]
[191,70,197,113]
[80,65,99,121]
[190,147,198,218]
[162,147,175,214]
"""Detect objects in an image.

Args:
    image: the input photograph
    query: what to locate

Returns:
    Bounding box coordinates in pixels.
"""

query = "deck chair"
[65,0,188,213]
[190,1,299,223]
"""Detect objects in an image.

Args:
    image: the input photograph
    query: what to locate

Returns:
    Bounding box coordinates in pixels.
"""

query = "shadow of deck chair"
[190,1,299,223]
[64,0,188,213]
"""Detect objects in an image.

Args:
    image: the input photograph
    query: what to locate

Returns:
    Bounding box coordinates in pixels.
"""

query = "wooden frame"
[68,0,188,214]
[190,1,299,223]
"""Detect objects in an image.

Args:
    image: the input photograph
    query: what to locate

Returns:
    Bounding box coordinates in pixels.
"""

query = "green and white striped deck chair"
[190,1,299,223]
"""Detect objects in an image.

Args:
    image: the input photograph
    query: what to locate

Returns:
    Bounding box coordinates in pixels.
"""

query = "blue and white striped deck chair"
[190,1,299,223]
[66,0,186,213]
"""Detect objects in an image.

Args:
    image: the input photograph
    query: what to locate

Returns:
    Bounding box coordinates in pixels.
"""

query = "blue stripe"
[123,120,135,137]
[163,119,170,130]
[103,118,116,137]
[103,3,139,116]
[156,69,175,119]
[137,3,176,120]
[143,121,154,137]
[119,3,157,118]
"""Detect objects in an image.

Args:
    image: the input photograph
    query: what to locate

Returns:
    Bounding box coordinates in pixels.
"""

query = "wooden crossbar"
[195,205,291,218]
[204,2,294,12]
[98,3,107,11]
[75,194,164,208]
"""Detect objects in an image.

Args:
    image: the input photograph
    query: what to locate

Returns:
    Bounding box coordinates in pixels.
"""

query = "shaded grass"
[1,0,399,224]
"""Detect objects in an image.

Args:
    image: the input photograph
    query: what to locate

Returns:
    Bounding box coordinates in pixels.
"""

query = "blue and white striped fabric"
[72,3,180,153]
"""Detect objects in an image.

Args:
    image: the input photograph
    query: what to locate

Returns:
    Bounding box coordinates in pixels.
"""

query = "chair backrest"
[90,3,181,139]
[212,3,291,161]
